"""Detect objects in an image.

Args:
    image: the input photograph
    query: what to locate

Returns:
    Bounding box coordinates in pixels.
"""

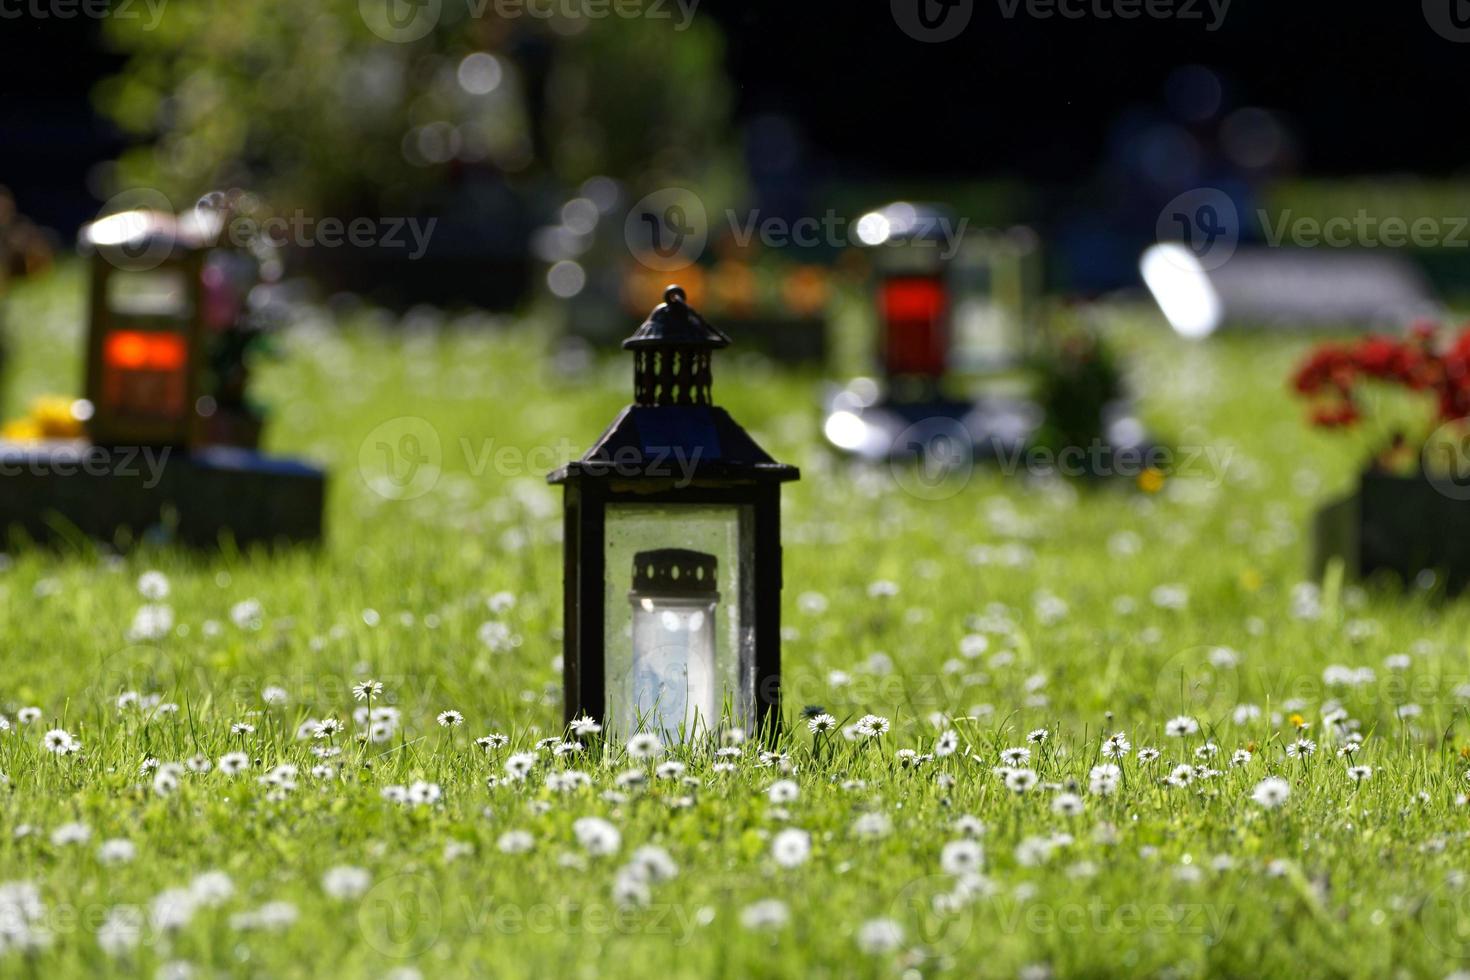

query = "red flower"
[1310,402,1359,428]
[1290,322,1470,439]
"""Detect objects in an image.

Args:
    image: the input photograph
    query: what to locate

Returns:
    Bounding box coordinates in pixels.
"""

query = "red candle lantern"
[861,202,957,396]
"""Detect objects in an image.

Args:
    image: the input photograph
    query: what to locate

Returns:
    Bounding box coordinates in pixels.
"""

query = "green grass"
[1,267,1469,979]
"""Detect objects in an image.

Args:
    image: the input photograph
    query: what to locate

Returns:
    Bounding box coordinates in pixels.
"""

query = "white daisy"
[1004,769,1038,793]
[739,899,790,930]
[321,866,372,900]
[855,918,904,954]
[940,839,984,875]
[626,733,664,760]
[771,828,812,868]
[1251,776,1290,809]
[572,817,621,856]
[1165,716,1199,737]
[767,780,799,804]
[352,680,383,701]
[43,728,78,755]
[1000,746,1032,766]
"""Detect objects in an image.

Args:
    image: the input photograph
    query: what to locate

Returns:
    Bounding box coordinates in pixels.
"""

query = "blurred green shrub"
[95,2,738,216]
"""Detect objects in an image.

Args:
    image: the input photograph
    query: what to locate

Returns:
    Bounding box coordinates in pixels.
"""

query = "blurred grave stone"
[1142,245,1440,339]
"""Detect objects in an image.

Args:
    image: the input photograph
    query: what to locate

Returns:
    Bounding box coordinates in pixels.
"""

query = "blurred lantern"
[1,205,323,549]
[80,209,212,448]
[823,204,1047,462]
[79,207,269,450]
[860,202,957,400]
[548,285,798,740]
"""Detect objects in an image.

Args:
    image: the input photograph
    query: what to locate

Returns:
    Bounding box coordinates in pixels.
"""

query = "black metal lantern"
[548,285,799,740]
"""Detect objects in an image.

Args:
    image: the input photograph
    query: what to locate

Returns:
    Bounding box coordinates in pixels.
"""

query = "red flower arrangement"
[1292,321,1470,467]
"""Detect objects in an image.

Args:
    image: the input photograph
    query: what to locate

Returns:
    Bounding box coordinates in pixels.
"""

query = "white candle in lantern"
[627,549,719,737]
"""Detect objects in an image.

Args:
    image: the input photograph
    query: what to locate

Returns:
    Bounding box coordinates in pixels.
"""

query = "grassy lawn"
[1,266,1468,979]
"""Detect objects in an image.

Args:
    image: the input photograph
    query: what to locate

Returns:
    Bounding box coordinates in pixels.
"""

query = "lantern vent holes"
[633,348,714,407]
[631,548,718,597]
[623,284,728,408]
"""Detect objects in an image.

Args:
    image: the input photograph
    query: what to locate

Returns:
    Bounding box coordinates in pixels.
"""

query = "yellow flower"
[1288,713,1306,729]
[29,396,83,438]
[1,418,42,442]
[1137,467,1166,494]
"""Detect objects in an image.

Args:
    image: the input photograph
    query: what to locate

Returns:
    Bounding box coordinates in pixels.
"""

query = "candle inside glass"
[629,594,718,736]
[625,548,721,738]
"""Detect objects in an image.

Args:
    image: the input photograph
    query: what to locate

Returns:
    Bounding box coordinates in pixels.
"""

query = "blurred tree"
[94,2,738,223]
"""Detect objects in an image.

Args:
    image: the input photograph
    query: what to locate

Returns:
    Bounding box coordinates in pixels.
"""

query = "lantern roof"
[548,284,798,487]
[79,208,222,256]
[622,285,730,350]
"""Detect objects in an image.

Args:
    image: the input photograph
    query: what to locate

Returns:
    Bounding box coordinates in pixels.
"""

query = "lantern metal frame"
[549,285,798,734]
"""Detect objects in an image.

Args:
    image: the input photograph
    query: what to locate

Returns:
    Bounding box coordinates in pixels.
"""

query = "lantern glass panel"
[603,502,754,738]
[105,269,190,317]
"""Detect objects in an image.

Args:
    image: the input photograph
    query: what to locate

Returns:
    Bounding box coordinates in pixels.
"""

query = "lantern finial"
[624,284,729,407]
